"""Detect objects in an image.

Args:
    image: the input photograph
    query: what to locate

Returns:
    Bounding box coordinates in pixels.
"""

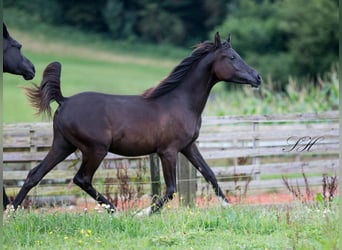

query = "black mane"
[142,41,216,99]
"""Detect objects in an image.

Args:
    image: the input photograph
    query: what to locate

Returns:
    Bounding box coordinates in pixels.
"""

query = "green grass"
[3,203,339,250]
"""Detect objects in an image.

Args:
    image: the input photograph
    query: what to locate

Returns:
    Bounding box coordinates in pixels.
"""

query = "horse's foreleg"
[181,143,230,208]
[136,151,177,217]
[73,150,116,212]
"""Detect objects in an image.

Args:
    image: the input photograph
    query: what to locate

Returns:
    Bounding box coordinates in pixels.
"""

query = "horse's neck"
[175,54,217,115]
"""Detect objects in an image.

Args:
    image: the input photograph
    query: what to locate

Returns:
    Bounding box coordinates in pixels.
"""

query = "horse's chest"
[177,117,201,142]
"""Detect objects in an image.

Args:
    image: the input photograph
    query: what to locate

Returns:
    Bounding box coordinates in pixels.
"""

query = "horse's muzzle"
[251,73,262,88]
[23,63,35,80]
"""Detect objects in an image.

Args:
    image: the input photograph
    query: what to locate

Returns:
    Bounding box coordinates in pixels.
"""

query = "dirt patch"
[20,191,298,214]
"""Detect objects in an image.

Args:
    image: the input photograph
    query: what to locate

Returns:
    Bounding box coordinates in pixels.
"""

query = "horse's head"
[212,32,261,88]
[3,23,35,80]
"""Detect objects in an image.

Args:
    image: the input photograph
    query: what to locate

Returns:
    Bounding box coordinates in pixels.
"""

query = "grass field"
[3,202,339,250]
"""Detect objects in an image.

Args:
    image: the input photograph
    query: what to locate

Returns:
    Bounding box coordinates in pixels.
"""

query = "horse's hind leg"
[181,143,230,208]
[12,135,76,209]
[73,149,116,212]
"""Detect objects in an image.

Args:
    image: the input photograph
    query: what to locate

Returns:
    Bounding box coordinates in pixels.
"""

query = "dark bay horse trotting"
[3,23,36,210]
[13,32,261,215]
[3,23,35,80]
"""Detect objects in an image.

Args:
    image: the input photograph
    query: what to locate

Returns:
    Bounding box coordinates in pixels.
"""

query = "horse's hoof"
[219,197,231,209]
[135,206,152,218]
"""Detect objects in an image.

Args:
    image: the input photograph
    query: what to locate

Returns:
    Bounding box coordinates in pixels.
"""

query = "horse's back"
[51,92,159,154]
[55,92,148,127]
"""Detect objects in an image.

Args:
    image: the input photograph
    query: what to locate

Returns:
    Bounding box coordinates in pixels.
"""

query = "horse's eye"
[230,55,235,60]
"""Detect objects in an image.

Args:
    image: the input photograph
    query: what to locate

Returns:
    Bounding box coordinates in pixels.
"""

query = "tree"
[278,0,339,77]
[212,0,338,87]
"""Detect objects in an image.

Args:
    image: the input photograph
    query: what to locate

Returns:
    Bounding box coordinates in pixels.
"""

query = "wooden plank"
[3,151,148,163]
[202,111,338,125]
[206,159,338,177]
[3,126,31,148]
[201,124,338,134]
[198,126,339,142]
[198,139,339,151]
[201,144,339,160]
[3,169,151,182]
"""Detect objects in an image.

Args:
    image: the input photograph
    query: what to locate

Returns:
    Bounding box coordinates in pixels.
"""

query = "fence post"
[29,126,39,202]
[252,121,260,180]
[177,153,196,207]
[149,153,161,203]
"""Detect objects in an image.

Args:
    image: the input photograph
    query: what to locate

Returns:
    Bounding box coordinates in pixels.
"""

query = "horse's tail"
[24,61,65,118]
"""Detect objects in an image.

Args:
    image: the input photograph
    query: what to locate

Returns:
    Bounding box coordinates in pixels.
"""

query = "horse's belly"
[109,145,155,157]
[109,136,156,157]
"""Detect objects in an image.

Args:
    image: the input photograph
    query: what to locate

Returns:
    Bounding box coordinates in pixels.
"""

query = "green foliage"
[3,0,62,24]
[58,0,107,32]
[4,0,226,46]
[212,0,338,87]
[277,0,339,77]
[136,2,186,45]
[3,203,339,249]
[102,0,136,40]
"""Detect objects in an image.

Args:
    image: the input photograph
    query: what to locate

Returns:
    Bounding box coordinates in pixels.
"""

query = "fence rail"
[3,111,339,205]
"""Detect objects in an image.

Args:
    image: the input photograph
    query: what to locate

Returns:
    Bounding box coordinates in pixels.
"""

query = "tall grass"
[3,202,339,250]
[204,64,339,116]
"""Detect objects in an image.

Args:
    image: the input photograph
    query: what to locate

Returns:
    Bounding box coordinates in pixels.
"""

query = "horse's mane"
[142,41,216,99]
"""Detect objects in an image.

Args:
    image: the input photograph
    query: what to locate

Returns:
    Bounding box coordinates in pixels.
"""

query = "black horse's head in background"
[3,23,35,80]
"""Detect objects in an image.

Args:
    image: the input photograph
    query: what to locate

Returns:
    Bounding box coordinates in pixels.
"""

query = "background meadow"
[3,28,339,123]
[3,0,339,123]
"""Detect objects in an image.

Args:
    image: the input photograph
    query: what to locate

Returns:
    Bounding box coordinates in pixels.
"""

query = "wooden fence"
[3,111,339,206]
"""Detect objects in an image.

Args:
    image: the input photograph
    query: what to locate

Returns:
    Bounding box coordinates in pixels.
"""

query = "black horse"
[3,23,35,79]
[3,23,36,210]
[14,32,261,215]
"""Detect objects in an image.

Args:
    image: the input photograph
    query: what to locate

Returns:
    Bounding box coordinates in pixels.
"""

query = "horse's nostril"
[257,74,262,82]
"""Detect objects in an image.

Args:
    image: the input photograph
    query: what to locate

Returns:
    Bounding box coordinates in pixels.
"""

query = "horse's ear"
[3,23,9,38]
[214,32,221,48]
[227,33,231,44]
